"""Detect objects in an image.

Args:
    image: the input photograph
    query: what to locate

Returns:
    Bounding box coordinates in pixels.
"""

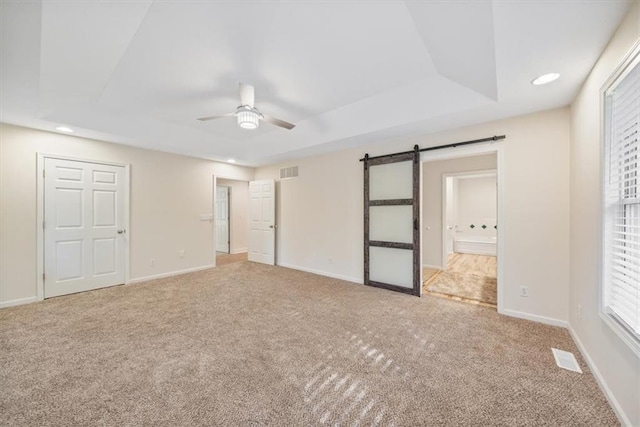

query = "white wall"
[217,178,249,254]
[261,156,364,283]
[569,2,640,425]
[255,106,571,325]
[0,123,254,305]
[422,155,497,268]
[455,175,497,238]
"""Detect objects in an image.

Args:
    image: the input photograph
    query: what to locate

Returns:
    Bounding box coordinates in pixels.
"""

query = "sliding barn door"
[364,147,420,296]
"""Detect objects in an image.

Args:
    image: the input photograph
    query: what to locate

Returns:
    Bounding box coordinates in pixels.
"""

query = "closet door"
[44,158,126,298]
[248,179,275,265]
[364,147,420,296]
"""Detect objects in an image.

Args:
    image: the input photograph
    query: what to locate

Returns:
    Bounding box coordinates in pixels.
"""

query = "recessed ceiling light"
[532,73,560,86]
[227,159,236,163]
[55,126,74,133]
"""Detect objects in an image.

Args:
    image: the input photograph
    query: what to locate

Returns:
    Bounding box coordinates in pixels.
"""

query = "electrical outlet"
[179,250,185,258]
[520,286,528,297]
[150,258,156,267]
[578,304,582,319]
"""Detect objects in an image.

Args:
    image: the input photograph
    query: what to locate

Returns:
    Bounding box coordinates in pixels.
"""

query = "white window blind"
[603,48,640,345]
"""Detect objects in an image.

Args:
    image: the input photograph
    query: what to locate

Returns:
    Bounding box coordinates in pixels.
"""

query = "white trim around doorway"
[441,169,497,271]
[212,175,251,267]
[420,141,504,313]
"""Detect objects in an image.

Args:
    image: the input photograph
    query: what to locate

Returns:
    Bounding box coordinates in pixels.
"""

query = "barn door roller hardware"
[359,135,505,162]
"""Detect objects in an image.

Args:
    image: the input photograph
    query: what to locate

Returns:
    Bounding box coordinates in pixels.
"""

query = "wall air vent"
[279,166,299,179]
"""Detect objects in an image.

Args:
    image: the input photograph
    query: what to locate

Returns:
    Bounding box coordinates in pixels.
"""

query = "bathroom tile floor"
[216,252,248,266]
[423,253,497,307]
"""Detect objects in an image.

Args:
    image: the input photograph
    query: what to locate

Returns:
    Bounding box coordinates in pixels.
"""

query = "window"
[602,41,640,355]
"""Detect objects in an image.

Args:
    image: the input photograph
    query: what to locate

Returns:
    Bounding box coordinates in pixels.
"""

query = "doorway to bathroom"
[214,177,250,266]
[421,150,500,309]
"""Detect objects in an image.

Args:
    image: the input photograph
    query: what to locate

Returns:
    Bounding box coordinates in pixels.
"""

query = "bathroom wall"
[454,174,497,239]
[422,154,497,268]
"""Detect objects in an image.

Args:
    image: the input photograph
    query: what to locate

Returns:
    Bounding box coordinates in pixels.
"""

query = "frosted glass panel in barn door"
[364,148,420,296]
[248,179,275,265]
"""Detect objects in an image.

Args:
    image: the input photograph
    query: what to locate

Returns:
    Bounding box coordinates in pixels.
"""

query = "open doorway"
[216,185,230,254]
[421,151,500,308]
[214,177,250,266]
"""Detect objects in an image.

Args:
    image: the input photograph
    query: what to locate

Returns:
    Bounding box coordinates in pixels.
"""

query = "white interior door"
[215,186,230,253]
[445,177,455,257]
[248,179,275,265]
[44,158,126,298]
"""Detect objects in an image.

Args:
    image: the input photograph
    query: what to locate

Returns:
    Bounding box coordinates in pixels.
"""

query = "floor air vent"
[280,166,299,179]
[551,348,582,373]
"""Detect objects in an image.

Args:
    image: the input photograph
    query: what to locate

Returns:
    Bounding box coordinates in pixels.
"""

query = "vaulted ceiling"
[0,1,632,165]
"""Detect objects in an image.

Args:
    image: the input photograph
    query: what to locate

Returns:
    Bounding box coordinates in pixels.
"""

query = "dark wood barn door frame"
[363,145,421,296]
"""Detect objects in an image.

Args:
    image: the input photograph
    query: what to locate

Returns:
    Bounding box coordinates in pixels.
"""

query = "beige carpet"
[0,262,617,426]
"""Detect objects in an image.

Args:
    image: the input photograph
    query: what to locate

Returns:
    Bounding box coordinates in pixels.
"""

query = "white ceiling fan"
[197,83,295,130]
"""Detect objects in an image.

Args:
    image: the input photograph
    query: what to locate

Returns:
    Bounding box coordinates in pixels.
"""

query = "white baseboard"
[422,264,443,270]
[230,248,248,255]
[500,308,568,328]
[0,296,39,309]
[277,262,363,285]
[568,325,631,427]
[128,265,214,284]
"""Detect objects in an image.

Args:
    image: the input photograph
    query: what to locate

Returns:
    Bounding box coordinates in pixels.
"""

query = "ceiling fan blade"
[239,83,254,108]
[197,112,235,121]
[261,114,295,130]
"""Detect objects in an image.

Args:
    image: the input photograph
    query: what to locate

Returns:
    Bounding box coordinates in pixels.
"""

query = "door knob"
[117,229,126,234]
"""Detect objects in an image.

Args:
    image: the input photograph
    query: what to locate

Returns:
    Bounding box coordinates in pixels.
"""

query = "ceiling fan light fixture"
[196,84,293,130]
[237,109,260,129]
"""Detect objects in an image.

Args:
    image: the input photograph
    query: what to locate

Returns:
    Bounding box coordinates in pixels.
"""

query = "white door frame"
[36,153,131,301]
[441,169,497,270]
[212,175,250,267]
[215,185,231,254]
[420,142,504,313]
